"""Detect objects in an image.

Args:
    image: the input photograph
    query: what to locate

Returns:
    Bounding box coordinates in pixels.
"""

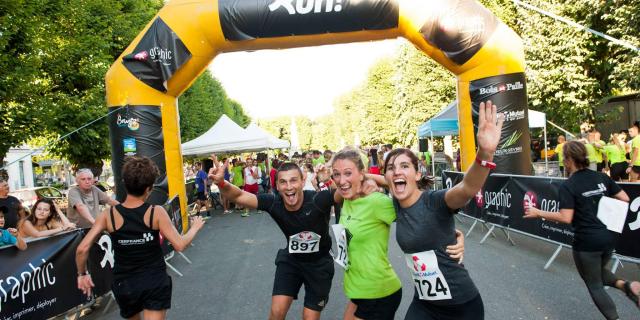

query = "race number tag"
[404,250,452,301]
[331,224,349,270]
[288,231,321,253]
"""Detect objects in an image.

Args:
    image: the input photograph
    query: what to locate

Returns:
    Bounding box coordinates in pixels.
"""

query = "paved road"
[86,209,639,320]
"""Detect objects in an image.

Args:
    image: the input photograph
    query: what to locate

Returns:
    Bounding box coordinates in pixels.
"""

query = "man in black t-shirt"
[0,179,22,229]
[209,156,377,320]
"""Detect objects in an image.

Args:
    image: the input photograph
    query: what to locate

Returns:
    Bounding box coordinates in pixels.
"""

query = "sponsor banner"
[443,172,640,258]
[470,72,532,175]
[218,0,399,41]
[0,231,113,320]
[122,18,192,92]
[108,106,169,205]
[418,0,498,65]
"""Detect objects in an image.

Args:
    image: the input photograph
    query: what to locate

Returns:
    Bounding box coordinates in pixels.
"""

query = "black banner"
[0,231,113,320]
[470,73,532,175]
[122,17,192,92]
[218,0,399,41]
[443,171,640,258]
[419,0,498,65]
[108,106,168,206]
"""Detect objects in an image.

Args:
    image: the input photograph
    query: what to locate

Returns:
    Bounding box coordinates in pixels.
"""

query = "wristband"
[216,180,227,189]
[78,271,89,276]
[475,157,496,170]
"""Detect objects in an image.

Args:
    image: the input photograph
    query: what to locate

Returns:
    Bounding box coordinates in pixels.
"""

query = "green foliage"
[0,0,163,170]
[516,0,640,131]
[178,70,251,142]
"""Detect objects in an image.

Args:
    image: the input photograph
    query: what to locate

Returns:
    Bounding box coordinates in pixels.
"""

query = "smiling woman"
[331,147,403,320]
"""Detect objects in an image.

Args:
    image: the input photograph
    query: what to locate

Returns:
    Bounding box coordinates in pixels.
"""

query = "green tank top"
[604,145,626,164]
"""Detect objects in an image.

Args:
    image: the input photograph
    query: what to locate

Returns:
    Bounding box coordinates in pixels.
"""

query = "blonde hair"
[331,146,365,172]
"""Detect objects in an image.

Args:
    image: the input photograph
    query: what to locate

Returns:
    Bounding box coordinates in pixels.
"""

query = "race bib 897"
[288,231,320,253]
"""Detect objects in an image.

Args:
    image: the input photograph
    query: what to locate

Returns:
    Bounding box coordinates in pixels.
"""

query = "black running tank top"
[110,203,165,279]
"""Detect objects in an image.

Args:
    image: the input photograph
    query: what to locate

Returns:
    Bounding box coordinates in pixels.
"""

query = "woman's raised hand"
[476,101,505,154]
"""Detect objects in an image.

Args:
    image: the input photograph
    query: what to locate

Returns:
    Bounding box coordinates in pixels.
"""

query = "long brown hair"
[563,141,589,170]
[26,198,59,226]
[384,148,433,190]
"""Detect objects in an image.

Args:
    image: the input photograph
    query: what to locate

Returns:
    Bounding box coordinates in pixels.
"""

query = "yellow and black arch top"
[106,0,531,231]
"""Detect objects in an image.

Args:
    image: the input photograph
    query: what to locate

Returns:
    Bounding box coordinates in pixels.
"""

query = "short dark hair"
[276,162,303,180]
[122,156,159,196]
[0,206,7,215]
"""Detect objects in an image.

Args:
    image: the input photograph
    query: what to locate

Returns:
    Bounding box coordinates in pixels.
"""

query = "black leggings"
[572,250,620,320]
[404,293,484,320]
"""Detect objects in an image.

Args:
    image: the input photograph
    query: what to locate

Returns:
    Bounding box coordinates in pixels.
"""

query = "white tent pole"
[544,123,549,176]
[430,131,436,176]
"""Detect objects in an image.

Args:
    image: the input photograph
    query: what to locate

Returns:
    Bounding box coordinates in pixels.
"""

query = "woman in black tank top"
[76,156,205,319]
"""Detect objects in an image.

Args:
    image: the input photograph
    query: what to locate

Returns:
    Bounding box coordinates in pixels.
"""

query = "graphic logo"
[116,114,140,131]
[143,232,154,242]
[148,47,173,66]
[628,197,640,231]
[133,50,149,61]
[500,130,523,149]
[445,177,453,189]
[474,190,484,208]
[523,191,538,209]
[412,255,427,272]
[478,81,524,95]
[98,234,114,268]
[268,0,343,15]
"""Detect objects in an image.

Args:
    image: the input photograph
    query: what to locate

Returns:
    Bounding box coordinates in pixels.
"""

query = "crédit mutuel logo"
[268,0,343,14]
[133,47,174,66]
[116,114,140,131]
[479,81,524,95]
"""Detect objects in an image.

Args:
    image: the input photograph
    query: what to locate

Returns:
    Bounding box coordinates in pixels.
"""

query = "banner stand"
[543,245,565,270]
[165,251,184,277]
[479,224,496,244]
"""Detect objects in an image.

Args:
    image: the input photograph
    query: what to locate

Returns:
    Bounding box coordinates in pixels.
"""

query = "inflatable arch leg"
[106,0,532,231]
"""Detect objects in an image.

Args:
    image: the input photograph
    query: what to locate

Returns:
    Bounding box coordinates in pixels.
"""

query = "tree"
[0,0,164,173]
[178,70,250,142]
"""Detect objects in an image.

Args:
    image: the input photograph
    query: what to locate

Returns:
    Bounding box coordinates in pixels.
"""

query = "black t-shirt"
[559,169,622,251]
[0,196,22,229]
[258,190,334,261]
[395,190,479,305]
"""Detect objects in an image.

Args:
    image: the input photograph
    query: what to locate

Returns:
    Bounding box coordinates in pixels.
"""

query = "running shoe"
[241,212,250,217]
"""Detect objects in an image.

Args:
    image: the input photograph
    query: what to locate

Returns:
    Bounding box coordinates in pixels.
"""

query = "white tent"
[244,123,290,149]
[181,115,270,156]
[528,109,549,174]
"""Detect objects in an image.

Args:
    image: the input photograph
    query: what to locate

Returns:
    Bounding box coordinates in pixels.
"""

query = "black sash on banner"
[442,171,640,259]
[0,230,113,320]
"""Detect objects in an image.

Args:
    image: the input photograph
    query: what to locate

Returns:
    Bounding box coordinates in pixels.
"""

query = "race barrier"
[0,195,193,320]
[0,230,113,320]
[443,171,640,270]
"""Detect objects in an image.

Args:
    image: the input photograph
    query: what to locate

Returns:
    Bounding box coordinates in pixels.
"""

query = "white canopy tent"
[528,109,549,174]
[181,115,270,156]
[244,123,290,149]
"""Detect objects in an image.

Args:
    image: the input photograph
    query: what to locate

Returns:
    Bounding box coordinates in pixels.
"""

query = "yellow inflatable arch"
[106,0,532,230]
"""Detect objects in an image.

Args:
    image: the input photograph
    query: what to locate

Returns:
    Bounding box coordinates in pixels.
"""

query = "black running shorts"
[352,288,402,320]
[196,191,207,201]
[404,292,484,320]
[272,249,334,312]
[112,271,172,318]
